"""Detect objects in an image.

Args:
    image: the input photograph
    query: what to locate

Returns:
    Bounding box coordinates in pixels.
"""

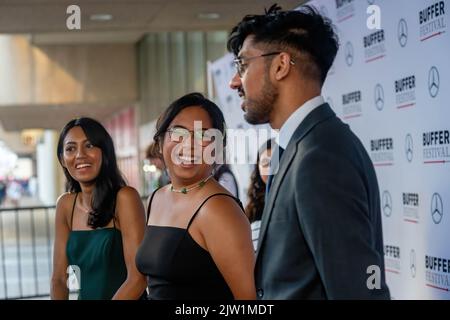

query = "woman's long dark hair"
[57,117,126,229]
[245,139,273,222]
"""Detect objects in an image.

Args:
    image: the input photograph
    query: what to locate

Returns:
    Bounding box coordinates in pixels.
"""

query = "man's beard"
[243,76,277,125]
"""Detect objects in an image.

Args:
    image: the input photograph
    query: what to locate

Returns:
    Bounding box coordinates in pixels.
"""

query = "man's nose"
[229,72,241,90]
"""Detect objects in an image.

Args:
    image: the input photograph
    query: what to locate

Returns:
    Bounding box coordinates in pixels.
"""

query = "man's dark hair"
[227,4,339,84]
[57,117,126,229]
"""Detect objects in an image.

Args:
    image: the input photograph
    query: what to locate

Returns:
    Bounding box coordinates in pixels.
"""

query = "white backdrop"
[210,0,450,299]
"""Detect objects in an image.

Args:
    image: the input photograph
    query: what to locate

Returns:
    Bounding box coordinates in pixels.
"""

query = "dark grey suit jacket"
[255,103,390,299]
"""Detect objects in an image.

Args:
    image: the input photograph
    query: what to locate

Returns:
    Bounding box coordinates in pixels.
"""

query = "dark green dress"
[66,193,127,300]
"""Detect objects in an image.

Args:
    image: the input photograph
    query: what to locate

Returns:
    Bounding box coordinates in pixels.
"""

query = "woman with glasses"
[136,92,255,300]
[245,139,274,251]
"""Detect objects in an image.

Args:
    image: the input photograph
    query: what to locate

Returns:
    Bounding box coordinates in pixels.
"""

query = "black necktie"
[266,145,285,195]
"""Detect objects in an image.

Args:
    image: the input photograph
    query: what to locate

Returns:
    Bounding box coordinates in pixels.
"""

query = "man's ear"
[273,52,294,81]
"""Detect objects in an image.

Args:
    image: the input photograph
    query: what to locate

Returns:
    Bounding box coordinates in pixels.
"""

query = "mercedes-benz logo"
[382,190,392,217]
[345,42,354,67]
[410,249,416,278]
[398,19,408,47]
[405,134,413,162]
[428,66,440,98]
[431,193,443,224]
[374,83,384,111]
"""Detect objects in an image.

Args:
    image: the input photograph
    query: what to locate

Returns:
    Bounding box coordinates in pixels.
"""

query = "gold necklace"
[170,174,213,194]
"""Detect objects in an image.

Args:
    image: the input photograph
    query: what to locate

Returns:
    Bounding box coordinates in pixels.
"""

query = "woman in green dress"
[51,117,147,300]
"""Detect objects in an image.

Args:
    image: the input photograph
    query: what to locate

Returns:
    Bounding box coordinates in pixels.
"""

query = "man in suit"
[228,5,390,299]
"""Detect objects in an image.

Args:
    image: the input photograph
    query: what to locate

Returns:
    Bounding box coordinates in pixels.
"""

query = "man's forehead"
[238,36,262,56]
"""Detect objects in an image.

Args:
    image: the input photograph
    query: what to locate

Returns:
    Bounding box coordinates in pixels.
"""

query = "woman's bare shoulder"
[55,192,77,226]
[198,193,246,227]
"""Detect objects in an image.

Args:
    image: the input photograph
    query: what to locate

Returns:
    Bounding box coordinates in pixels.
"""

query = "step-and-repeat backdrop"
[210,0,450,299]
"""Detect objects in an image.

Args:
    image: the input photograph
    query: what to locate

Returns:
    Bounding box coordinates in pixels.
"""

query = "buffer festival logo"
[382,190,393,218]
[395,75,416,110]
[384,245,401,275]
[364,29,386,63]
[336,0,356,23]
[403,192,419,224]
[423,130,450,164]
[342,90,361,119]
[420,1,447,42]
[370,137,394,166]
[425,254,450,292]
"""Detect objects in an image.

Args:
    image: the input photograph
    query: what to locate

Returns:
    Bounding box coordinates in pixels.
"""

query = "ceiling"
[0,0,304,44]
[0,0,306,151]
[0,102,133,131]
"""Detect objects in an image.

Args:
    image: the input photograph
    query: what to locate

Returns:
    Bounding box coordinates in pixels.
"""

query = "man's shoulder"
[298,115,364,151]
[287,118,371,175]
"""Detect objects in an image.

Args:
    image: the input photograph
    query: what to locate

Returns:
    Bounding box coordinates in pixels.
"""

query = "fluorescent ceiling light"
[197,13,220,20]
[90,14,113,21]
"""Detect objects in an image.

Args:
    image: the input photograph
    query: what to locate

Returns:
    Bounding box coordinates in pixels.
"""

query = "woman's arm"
[198,196,256,299]
[50,193,71,299]
[112,187,147,300]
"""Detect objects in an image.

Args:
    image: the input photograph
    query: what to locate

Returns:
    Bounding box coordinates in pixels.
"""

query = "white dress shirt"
[276,96,325,149]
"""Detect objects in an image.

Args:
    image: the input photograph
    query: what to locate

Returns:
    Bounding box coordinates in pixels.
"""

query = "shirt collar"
[276,95,324,149]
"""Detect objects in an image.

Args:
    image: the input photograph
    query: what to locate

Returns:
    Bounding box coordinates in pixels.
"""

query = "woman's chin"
[171,164,207,181]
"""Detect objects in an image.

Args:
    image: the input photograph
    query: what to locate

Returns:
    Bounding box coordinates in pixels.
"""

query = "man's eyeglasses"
[232,52,295,77]
[166,127,214,146]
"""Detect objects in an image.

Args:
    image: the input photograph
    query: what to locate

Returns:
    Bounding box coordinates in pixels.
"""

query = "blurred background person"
[6,179,22,207]
[28,174,38,198]
[145,142,170,192]
[213,164,239,198]
[245,139,273,251]
[0,179,6,207]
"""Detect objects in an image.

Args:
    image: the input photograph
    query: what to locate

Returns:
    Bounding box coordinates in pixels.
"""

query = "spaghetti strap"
[112,197,117,229]
[186,193,244,230]
[146,187,162,224]
[70,193,78,230]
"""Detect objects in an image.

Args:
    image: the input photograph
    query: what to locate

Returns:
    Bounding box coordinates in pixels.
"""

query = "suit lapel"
[255,103,336,258]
